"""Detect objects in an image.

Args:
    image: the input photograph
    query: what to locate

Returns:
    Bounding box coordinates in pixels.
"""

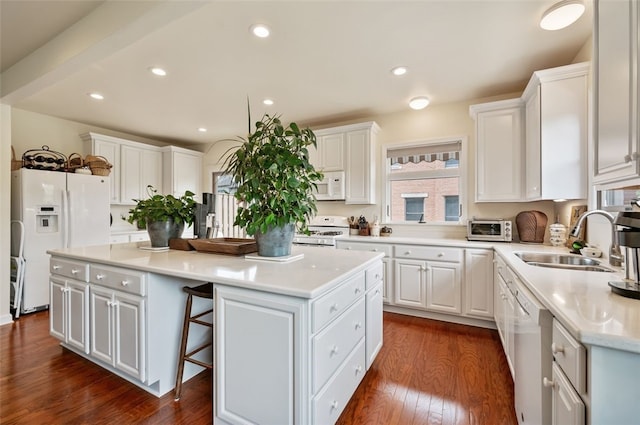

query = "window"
[384,138,464,224]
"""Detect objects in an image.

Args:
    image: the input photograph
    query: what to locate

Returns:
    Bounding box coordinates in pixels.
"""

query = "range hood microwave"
[315,171,345,201]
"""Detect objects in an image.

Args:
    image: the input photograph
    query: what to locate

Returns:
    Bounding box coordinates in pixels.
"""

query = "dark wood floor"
[0,310,516,425]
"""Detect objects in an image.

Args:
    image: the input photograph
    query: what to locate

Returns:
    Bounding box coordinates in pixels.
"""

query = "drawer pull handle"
[438,252,444,257]
[404,251,411,255]
[71,269,79,275]
[542,377,555,388]
[330,345,339,356]
[121,280,129,286]
[551,343,564,354]
[96,274,105,280]
[330,400,339,410]
[330,303,339,312]
[53,265,61,270]
[372,248,378,252]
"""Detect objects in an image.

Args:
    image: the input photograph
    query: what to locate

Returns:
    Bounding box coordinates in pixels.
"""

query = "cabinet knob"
[330,345,339,356]
[404,251,411,255]
[354,287,361,294]
[438,252,444,257]
[59,286,65,292]
[551,342,564,354]
[355,365,363,374]
[346,247,352,250]
[375,289,381,296]
[542,377,555,388]
[71,269,79,275]
[96,274,105,280]
[330,400,339,410]
[355,322,362,330]
[330,303,339,312]
[53,265,61,270]
[121,280,129,286]
[375,273,381,280]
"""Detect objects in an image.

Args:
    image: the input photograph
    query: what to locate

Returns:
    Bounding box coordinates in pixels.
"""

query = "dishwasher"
[511,271,553,425]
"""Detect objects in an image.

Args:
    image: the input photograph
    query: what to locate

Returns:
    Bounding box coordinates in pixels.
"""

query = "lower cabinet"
[464,249,494,318]
[548,362,585,425]
[50,276,90,354]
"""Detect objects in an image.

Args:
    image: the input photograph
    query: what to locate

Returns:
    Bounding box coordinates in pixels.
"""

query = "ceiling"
[0,0,593,146]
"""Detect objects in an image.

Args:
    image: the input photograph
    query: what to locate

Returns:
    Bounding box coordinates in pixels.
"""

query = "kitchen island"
[48,242,385,425]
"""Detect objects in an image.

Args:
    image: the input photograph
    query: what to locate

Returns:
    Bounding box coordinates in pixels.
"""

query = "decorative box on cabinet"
[522,62,589,200]
[594,0,640,186]
[162,146,203,201]
[470,99,525,202]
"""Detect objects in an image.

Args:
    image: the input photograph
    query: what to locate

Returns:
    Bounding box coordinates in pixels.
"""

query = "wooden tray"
[187,238,257,255]
[169,238,196,251]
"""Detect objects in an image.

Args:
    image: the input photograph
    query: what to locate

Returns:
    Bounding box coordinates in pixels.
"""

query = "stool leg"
[174,293,193,401]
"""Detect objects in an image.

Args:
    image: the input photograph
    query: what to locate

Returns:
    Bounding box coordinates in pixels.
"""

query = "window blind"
[387,140,461,164]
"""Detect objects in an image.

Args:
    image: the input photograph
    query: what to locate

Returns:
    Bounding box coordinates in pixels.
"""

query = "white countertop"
[338,235,640,354]
[48,243,384,299]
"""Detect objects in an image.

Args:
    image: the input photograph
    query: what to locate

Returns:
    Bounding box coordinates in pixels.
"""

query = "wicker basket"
[85,155,112,176]
[66,152,84,172]
[11,146,22,171]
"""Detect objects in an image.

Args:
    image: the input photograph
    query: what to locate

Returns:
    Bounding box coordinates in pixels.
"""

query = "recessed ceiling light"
[88,93,104,100]
[150,67,167,76]
[250,24,270,38]
[263,99,274,106]
[540,0,585,30]
[409,96,430,110]
[197,127,207,133]
[391,66,407,76]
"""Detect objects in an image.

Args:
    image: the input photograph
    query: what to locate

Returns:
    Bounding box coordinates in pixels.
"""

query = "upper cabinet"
[470,98,525,202]
[593,0,640,186]
[83,132,202,204]
[522,62,589,201]
[471,62,589,202]
[162,146,203,201]
[312,122,380,205]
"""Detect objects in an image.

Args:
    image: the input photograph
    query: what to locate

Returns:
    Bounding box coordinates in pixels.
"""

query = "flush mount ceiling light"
[197,127,207,133]
[149,67,167,76]
[540,0,585,30]
[263,98,274,106]
[409,96,430,110]
[391,66,407,76]
[88,93,104,100]
[250,24,270,38]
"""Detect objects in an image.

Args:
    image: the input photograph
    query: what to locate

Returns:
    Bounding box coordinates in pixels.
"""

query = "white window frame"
[381,136,467,225]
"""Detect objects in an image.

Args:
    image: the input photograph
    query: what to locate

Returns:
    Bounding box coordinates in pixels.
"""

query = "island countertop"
[47,242,384,299]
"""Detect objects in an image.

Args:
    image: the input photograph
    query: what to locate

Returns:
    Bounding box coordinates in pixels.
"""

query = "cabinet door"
[475,105,524,201]
[90,286,115,365]
[494,273,507,347]
[425,261,461,314]
[365,281,383,369]
[382,258,392,304]
[120,145,142,205]
[141,149,163,195]
[594,0,638,183]
[320,133,345,171]
[464,249,494,318]
[345,129,374,204]
[550,362,585,425]
[525,87,542,200]
[93,139,120,203]
[394,259,427,309]
[505,286,516,379]
[50,277,66,341]
[169,151,202,198]
[114,291,145,382]
[67,280,90,354]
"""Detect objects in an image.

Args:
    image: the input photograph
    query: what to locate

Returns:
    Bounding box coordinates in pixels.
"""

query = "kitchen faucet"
[570,210,623,267]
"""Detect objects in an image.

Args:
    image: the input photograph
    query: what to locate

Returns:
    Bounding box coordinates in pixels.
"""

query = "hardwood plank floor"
[0,310,515,425]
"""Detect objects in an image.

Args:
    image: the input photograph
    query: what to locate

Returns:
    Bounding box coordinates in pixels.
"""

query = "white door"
[394,259,427,309]
[67,173,110,247]
[425,261,461,314]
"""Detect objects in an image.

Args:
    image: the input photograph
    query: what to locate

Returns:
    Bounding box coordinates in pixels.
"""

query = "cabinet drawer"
[312,272,365,333]
[313,339,366,425]
[129,233,150,242]
[312,297,365,393]
[395,244,462,262]
[337,241,392,257]
[50,258,89,282]
[365,262,384,290]
[552,319,586,393]
[89,264,146,296]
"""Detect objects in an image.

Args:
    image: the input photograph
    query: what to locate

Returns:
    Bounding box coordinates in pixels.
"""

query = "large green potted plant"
[126,185,196,247]
[223,114,323,257]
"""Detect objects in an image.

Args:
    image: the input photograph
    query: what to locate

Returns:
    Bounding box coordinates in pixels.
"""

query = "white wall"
[1,105,13,325]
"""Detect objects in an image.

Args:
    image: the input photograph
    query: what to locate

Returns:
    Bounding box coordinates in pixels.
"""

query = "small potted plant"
[125,185,196,247]
[223,114,323,257]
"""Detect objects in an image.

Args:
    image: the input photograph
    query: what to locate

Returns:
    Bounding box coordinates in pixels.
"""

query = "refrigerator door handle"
[62,189,70,248]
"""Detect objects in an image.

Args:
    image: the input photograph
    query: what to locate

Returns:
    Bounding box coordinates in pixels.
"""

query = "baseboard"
[383,304,497,330]
[0,313,14,327]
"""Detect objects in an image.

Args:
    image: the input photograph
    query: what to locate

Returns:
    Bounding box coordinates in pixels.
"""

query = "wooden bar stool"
[174,282,214,401]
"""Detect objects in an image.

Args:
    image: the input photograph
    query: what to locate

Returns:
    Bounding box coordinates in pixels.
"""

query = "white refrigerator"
[11,168,110,314]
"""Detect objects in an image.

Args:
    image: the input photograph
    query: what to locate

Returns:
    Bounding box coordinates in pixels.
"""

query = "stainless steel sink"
[514,252,614,272]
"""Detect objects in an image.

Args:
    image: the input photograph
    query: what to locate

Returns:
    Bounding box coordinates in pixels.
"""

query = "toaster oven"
[467,219,512,242]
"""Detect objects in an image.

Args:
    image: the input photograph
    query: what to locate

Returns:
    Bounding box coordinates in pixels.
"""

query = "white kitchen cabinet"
[464,249,494,319]
[120,145,163,205]
[313,122,379,204]
[522,62,589,200]
[50,276,90,354]
[494,255,515,378]
[548,362,585,425]
[594,0,640,185]
[365,278,383,370]
[470,99,524,202]
[336,240,393,303]
[162,146,203,201]
[309,132,345,171]
[425,261,461,314]
[394,259,427,309]
[82,132,121,203]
